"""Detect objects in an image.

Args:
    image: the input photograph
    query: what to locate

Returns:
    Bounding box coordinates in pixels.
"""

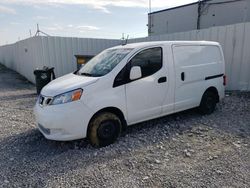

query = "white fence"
[0,22,250,90]
[0,36,121,83]
[129,22,250,91]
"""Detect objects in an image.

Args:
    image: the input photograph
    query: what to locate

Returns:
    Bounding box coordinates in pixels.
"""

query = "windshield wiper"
[80,72,93,77]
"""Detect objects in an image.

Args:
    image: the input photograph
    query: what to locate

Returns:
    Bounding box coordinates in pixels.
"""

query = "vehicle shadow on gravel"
[0,102,250,186]
[0,109,198,183]
[1,99,250,155]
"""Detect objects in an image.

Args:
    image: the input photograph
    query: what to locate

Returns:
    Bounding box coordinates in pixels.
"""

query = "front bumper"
[34,100,94,141]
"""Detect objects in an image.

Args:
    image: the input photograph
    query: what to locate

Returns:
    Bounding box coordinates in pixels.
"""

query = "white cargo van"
[34,41,226,147]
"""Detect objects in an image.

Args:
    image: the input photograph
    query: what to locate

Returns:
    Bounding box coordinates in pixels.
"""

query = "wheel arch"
[202,86,220,103]
[87,107,127,138]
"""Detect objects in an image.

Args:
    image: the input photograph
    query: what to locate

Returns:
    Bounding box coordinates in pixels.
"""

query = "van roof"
[112,41,220,49]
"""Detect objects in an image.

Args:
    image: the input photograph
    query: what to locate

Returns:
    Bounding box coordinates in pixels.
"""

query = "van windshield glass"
[78,48,133,77]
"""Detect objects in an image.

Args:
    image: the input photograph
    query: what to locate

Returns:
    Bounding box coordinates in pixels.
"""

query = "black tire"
[198,91,217,115]
[88,112,122,147]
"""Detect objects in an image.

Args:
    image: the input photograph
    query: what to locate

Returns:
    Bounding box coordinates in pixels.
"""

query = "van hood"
[41,73,99,96]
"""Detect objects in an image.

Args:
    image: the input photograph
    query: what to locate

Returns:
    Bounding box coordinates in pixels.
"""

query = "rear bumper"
[34,100,94,141]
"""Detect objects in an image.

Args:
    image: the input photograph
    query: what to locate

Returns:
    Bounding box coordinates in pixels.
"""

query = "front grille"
[45,98,52,105]
[39,95,53,106]
[39,95,44,105]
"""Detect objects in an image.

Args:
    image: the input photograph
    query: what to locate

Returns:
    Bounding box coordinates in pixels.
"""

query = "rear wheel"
[198,91,217,115]
[88,112,122,147]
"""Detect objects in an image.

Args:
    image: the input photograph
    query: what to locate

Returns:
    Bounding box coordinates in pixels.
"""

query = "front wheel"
[88,112,122,147]
[198,91,217,115]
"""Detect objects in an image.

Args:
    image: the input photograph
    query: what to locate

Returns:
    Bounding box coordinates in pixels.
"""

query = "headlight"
[51,89,83,105]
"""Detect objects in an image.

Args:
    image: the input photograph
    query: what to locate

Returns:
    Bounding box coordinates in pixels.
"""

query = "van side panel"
[173,45,224,112]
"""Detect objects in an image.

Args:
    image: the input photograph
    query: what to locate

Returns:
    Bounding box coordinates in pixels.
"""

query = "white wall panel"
[231,23,245,90]
[241,23,250,90]
[127,22,250,91]
[1,23,250,91]
[0,36,121,83]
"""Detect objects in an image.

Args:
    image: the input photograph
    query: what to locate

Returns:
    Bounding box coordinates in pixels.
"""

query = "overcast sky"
[0,0,197,45]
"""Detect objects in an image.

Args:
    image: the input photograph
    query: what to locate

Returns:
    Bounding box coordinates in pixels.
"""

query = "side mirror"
[130,66,142,80]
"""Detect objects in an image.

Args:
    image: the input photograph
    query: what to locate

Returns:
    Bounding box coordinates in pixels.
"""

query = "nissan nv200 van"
[34,41,226,147]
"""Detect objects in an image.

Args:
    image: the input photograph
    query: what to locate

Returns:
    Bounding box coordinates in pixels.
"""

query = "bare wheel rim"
[97,120,117,140]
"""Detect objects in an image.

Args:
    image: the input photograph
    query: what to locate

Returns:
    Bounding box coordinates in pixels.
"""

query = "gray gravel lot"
[0,63,249,188]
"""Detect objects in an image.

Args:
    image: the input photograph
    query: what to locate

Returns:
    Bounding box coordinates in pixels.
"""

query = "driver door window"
[129,47,162,79]
[113,47,162,87]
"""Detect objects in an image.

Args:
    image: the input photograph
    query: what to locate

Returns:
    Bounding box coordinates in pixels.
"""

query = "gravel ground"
[0,63,249,188]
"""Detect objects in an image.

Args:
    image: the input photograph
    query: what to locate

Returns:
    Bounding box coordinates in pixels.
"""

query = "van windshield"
[78,48,133,77]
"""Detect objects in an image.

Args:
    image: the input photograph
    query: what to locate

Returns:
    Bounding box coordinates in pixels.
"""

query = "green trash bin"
[34,67,55,95]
